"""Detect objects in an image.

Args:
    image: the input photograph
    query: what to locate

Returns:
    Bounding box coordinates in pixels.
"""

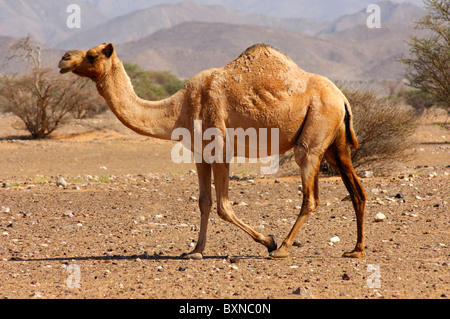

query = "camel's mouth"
[59,67,75,74]
[58,59,77,74]
[58,50,85,74]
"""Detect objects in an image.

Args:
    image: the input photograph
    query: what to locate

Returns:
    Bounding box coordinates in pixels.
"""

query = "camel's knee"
[300,197,318,214]
[358,187,368,204]
[199,195,212,211]
[294,142,309,166]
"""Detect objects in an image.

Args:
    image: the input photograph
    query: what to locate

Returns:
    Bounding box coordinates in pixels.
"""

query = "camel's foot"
[266,235,277,253]
[269,246,290,259]
[180,252,203,260]
[342,250,364,258]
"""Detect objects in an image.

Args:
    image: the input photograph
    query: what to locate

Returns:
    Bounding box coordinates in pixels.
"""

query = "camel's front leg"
[212,162,277,254]
[181,162,212,260]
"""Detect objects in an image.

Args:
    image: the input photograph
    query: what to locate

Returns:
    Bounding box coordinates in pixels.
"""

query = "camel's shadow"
[8,253,269,262]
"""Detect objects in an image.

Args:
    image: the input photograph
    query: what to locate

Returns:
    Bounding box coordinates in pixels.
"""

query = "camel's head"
[58,43,115,81]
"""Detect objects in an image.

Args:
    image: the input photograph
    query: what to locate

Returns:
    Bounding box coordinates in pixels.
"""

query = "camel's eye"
[87,55,97,64]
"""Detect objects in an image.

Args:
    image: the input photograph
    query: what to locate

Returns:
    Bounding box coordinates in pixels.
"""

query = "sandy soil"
[0,109,448,299]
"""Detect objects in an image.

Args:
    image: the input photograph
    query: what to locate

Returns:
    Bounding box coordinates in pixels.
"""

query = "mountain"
[318,0,424,34]
[57,1,324,49]
[0,0,424,81]
[0,0,423,52]
[115,21,409,81]
[82,0,424,20]
[115,22,346,79]
[57,0,424,50]
[323,23,413,78]
[0,0,113,47]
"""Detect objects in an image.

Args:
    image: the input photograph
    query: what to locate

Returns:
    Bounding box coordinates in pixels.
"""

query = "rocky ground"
[0,110,448,299]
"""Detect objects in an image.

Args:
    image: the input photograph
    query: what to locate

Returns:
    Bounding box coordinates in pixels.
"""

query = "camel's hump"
[223,43,299,74]
[239,43,289,59]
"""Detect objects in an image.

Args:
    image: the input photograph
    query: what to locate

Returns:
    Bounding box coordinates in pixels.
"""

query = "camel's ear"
[102,43,114,58]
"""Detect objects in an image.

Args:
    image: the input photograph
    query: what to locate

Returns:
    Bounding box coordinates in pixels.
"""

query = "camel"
[58,43,367,259]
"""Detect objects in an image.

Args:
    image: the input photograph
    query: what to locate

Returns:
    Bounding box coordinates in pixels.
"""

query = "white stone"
[56,177,68,188]
[361,171,374,178]
[374,212,386,222]
[0,206,10,213]
[330,236,340,243]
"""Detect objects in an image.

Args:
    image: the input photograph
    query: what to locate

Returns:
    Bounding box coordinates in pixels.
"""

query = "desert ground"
[0,109,448,300]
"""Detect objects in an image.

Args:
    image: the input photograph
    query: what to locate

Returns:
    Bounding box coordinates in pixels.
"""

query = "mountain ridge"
[0,0,112,47]
[56,0,423,50]
[56,1,324,49]
[0,0,424,81]
[82,0,424,20]
[115,21,411,81]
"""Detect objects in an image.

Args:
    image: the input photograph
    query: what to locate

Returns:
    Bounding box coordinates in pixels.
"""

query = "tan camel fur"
[58,43,367,259]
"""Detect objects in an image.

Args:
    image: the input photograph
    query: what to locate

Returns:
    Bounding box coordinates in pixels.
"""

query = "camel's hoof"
[180,252,203,260]
[267,235,277,253]
[269,247,289,259]
[342,251,364,258]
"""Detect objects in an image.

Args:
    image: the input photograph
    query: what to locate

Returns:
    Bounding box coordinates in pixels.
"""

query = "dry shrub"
[279,87,418,176]
[0,68,102,138]
[343,87,418,173]
[0,35,106,138]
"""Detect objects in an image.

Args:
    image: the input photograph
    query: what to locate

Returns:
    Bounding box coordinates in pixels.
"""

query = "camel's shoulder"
[183,68,219,90]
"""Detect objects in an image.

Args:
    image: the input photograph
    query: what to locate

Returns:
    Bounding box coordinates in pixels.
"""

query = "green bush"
[403,90,436,113]
[399,0,449,111]
[124,63,185,100]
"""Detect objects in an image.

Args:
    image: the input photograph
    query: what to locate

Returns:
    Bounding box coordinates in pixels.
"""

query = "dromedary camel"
[58,43,367,259]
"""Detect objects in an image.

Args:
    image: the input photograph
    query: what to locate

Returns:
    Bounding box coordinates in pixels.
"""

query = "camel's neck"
[96,58,185,140]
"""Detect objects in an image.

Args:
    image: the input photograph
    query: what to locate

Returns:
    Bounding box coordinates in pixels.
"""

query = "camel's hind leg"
[270,104,344,259]
[270,141,324,258]
[325,129,367,258]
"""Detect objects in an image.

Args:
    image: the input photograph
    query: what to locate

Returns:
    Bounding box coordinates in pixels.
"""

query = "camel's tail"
[344,101,358,150]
